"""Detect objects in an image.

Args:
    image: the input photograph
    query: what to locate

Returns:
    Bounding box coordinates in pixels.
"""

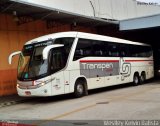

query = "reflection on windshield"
[18,46,48,79]
[18,37,74,80]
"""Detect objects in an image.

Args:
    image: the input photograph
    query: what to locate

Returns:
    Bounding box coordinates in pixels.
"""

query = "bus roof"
[25,31,150,46]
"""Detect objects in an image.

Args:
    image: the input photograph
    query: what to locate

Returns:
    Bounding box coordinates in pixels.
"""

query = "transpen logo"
[81,63,113,71]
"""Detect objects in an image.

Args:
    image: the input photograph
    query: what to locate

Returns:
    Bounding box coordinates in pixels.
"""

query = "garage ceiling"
[0,0,118,27]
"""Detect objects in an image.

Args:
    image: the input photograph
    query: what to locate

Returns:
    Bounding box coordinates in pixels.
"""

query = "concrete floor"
[0,80,160,126]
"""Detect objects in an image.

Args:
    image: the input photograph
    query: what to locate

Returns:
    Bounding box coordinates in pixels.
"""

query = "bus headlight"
[17,84,20,88]
[38,82,45,87]
[41,82,45,86]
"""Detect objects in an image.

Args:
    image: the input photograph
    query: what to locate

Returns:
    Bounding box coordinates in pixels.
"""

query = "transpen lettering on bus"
[80,61,120,78]
[81,62,113,71]
[8,32,154,97]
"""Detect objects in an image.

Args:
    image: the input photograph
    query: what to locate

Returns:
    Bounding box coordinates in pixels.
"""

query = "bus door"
[50,47,66,95]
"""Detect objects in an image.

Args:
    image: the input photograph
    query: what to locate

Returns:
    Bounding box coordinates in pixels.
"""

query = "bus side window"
[120,44,129,57]
[73,39,92,60]
[103,42,110,57]
[50,48,66,73]
[130,45,141,57]
[75,49,83,56]
[92,41,105,56]
[108,43,120,57]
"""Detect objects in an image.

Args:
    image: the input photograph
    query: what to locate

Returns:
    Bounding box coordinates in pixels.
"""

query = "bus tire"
[133,73,140,86]
[140,72,146,84]
[74,80,85,98]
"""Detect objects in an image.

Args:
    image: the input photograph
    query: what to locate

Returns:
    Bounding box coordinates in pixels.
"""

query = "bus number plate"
[25,91,31,96]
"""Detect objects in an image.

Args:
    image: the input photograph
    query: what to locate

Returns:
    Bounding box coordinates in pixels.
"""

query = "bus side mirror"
[8,51,21,64]
[42,44,64,60]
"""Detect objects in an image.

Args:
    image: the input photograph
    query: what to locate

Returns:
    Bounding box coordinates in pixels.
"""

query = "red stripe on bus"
[125,60,153,62]
[80,60,119,63]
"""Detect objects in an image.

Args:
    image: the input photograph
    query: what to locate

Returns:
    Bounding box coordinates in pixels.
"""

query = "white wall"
[13,0,160,20]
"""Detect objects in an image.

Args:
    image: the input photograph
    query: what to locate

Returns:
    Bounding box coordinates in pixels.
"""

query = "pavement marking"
[49,104,96,120]
[34,104,96,126]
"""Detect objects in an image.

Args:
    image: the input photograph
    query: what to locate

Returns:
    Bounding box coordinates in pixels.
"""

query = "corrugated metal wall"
[0,13,96,96]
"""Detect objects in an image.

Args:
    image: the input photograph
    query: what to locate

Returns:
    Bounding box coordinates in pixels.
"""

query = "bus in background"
[8,32,154,97]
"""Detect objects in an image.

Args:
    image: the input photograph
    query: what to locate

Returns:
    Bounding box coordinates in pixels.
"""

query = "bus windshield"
[18,37,74,80]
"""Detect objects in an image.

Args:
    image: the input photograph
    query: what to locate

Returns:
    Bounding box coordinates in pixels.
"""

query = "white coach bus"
[9,32,154,97]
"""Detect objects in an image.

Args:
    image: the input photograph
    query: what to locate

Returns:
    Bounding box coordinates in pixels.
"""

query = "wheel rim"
[141,74,145,83]
[134,76,139,84]
[77,84,84,95]
[141,75,144,82]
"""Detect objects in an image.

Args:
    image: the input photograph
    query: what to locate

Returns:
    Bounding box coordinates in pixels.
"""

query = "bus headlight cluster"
[17,84,20,87]
[40,82,45,86]
[36,82,46,88]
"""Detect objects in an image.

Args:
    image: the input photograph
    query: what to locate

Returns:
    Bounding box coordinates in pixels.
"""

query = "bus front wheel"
[74,80,85,98]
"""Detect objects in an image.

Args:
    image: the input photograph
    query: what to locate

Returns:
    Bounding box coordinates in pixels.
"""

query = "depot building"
[0,0,160,96]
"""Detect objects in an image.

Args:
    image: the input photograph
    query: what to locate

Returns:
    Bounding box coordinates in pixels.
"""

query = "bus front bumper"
[17,83,52,97]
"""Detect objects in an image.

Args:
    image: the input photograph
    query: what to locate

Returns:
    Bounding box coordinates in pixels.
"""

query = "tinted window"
[53,37,74,57]
[50,47,66,73]
[92,41,105,56]
[73,39,93,60]
[108,43,120,57]
[129,45,152,57]
[140,46,152,57]
[119,44,129,57]
[73,38,152,60]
